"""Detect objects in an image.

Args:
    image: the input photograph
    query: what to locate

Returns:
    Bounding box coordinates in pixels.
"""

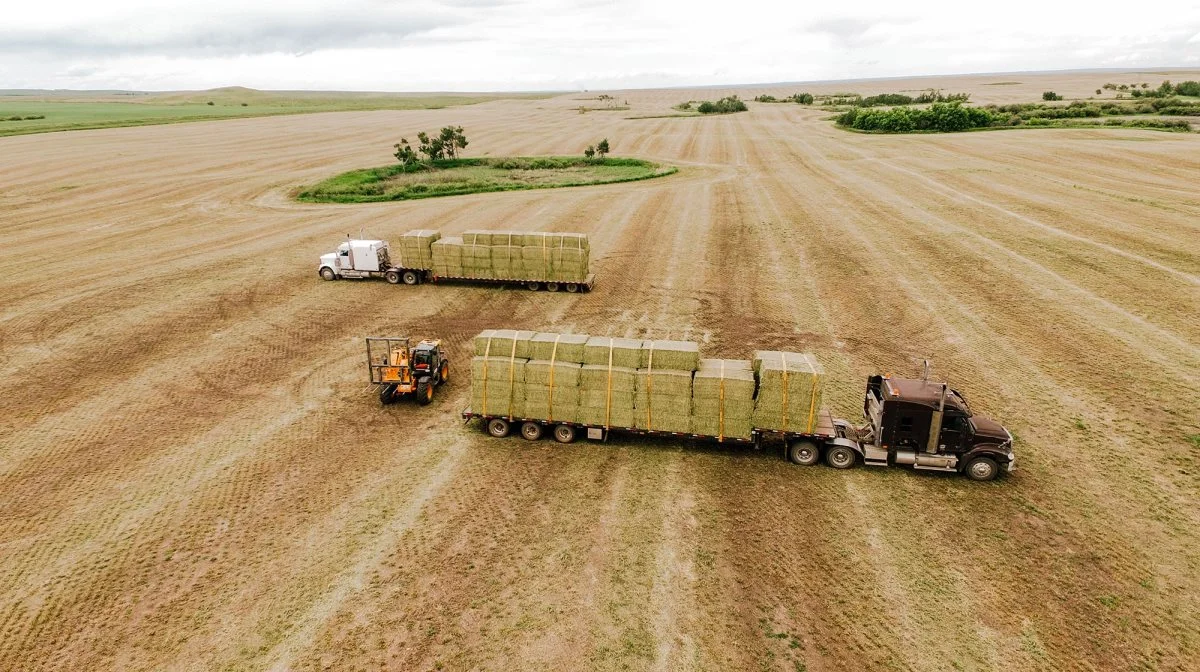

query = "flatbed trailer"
[410,270,596,293]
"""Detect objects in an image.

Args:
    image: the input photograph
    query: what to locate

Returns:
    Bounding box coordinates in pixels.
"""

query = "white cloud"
[1,0,1199,90]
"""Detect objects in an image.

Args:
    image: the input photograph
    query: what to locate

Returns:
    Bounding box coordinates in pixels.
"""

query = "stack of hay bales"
[431,237,464,278]
[469,330,535,419]
[523,331,587,423]
[634,340,700,433]
[751,351,824,434]
[691,359,756,440]
[428,230,589,282]
[396,229,439,270]
[578,336,642,427]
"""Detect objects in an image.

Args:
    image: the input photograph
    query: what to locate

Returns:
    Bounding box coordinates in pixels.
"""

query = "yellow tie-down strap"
[801,353,820,434]
[541,232,549,280]
[548,334,561,422]
[605,339,614,430]
[781,354,790,430]
[644,341,655,431]
[718,359,726,442]
[482,336,493,416]
[507,337,518,420]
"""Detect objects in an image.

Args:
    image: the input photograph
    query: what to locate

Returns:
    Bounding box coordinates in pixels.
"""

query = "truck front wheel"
[964,456,999,481]
[416,379,433,405]
[384,270,401,284]
[788,440,820,466]
[825,446,857,469]
[320,267,336,281]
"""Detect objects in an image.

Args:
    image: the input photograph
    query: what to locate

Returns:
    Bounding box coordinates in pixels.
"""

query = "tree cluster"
[394,126,469,171]
[695,95,748,114]
[1042,91,1063,101]
[583,138,611,160]
[836,102,1001,133]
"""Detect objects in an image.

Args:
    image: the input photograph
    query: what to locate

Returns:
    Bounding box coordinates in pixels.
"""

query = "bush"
[1042,91,1062,101]
[860,93,913,106]
[1176,81,1200,96]
[695,95,747,114]
[206,101,214,106]
[836,101,1001,133]
[753,95,778,103]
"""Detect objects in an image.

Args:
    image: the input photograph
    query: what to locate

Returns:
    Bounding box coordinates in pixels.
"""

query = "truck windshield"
[414,351,431,368]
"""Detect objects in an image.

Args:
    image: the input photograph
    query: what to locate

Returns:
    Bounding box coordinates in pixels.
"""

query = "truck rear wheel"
[521,422,543,441]
[320,267,336,281]
[825,445,857,469]
[402,270,420,285]
[487,418,510,437]
[526,282,541,291]
[565,283,580,293]
[553,424,577,443]
[416,379,433,405]
[384,270,401,284]
[964,456,999,481]
[545,282,560,292]
[788,440,820,466]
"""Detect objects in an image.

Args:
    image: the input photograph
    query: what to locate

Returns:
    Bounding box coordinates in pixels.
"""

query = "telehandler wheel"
[379,384,398,405]
[964,456,1000,482]
[545,282,560,292]
[565,283,580,293]
[526,282,541,291]
[553,424,577,443]
[402,270,420,285]
[487,418,510,437]
[788,440,820,466]
[319,267,336,281]
[825,445,857,470]
[384,270,401,284]
[439,361,449,384]
[521,422,543,441]
[417,379,433,405]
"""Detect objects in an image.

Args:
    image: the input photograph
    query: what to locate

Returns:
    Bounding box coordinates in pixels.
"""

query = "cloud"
[803,17,912,47]
[0,5,464,57]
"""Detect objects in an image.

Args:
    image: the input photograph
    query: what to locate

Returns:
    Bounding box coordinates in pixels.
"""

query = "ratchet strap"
[781,353,790,430]
[605,339,614,429]
[548,334,561,422]
[644,341,654,430]
[803,353,819,434]
[481,336,493,416]
[507,336,518,421]
[718,359,726,442]
[542,232,549,280]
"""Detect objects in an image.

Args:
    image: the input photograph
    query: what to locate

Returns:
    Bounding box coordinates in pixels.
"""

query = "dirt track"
[2,72,1199,671]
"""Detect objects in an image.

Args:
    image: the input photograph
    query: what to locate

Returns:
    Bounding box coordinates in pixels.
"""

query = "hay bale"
[635,368,693,433]
[524,359,583,387]
[470,356,527,418]
[583,337,643,369]
[691,359,755,439]
[524,385,581,423]
[550,247,588,282]
[528,332,589,363]
[578,364,636,427]
[473,329,536,359]
[641,340,700,371]
[431,237,464,277]
[751,351,824,433]
[397,229,439,269]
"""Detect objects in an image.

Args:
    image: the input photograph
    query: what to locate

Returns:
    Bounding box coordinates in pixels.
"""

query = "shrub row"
[3,115,45,121]
[836,102,1001,132]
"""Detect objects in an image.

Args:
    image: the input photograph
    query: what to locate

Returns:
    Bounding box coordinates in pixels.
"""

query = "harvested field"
[1,70,1198,671]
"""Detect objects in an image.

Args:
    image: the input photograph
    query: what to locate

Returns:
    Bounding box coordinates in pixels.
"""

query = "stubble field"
[1,70,1198,671]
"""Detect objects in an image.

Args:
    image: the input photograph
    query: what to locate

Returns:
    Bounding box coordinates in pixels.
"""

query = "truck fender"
[962,445,1011,466]
[825,436,865,458]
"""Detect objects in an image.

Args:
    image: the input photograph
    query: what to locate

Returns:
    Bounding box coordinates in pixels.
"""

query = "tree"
[1042,91,1062,101]
[596,138,609,158]
[417,131,446,161]
[394,138,420,171]
[584,145,596,159]
[437,125,468,159]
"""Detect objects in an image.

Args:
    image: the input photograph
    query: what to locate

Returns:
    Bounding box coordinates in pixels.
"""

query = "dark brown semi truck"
[466,366,1015,482]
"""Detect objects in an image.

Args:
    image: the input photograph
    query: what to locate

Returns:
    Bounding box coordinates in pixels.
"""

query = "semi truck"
[318,232,596,292]
[463,362,1015,481]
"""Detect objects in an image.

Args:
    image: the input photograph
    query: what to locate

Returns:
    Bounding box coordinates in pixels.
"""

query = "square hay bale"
[470,356,527,418]
[578,364,636,427]
[583,337,643,369]
[634,369,693,432]
[524,359,583,387]
[751,351,824,433]
[474,329,536,359]
[431,237,464,274]
[461,230,493,246]
[691,359,756,440]
[397,229,440,269]
[488,231,522,248]
[528,332,589,363]
[558,232,590,251]
[549,247,588,282]
[524,385,581,424]
[641,340,700,371]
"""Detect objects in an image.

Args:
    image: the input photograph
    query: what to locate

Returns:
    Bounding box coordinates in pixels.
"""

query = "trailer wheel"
[402,270,420,285]
[545,282,560,292]
[825,445,857,469]
[526,281,541,291]
[521,422,543,441]
[384,270,401,284]
[379,384,398,405]
[487,418,510,437]
[553,424,577,443]
[416,379,433,405]
[565,283,580,293]
[964,456,999,482]
[788,440,820,466]
[319,267,336,281]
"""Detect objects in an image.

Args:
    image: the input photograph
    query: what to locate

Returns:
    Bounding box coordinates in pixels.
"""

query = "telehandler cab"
[366,337,448,406]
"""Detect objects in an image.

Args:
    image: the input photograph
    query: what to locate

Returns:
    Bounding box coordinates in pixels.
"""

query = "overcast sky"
[2,0,1199,91]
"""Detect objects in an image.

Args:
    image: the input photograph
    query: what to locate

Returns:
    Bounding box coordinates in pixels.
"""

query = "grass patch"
[984,81,1022,85]
[296,156,676,203]
[0,88,551,137]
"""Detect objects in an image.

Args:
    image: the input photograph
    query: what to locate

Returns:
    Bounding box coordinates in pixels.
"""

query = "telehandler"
[366,337,448,405]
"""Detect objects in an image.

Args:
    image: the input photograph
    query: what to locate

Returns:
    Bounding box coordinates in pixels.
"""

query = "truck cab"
[319,239,391,281]
[862,374,1014,480]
